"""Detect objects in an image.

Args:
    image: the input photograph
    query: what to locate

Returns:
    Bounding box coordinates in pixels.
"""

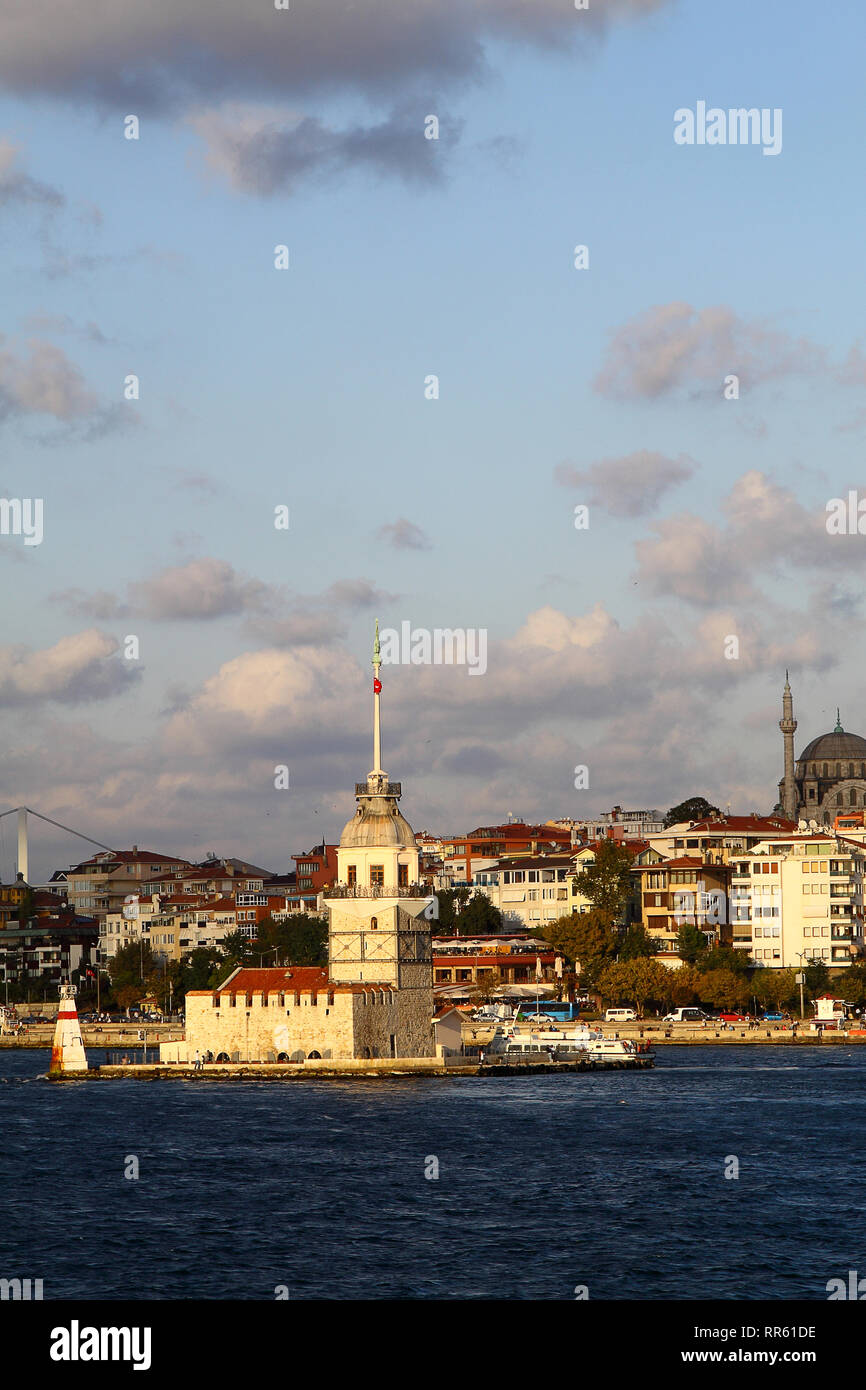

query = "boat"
[490,1021,606,1061]
[584,1037,654,1061]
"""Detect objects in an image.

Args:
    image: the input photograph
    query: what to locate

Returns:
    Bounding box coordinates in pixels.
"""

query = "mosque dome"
[798,728,866,763]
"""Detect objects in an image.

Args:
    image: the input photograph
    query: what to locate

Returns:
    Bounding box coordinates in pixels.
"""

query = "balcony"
[322,883,429,899]
[355,782,401,797]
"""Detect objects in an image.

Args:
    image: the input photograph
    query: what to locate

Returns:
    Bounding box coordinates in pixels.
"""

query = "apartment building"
[65,849,191,920]
[577,807,666,842]
[647,815,795,866]
[440,823,574,883]
[472,849,596,928]
[728,833,866,969]
[100,892,240,964]
[634,857,731,963]
[0,908,99,993]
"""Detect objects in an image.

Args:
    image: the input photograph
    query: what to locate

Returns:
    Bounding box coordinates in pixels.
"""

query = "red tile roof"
[679,816,796,834]
[195,967,396,997]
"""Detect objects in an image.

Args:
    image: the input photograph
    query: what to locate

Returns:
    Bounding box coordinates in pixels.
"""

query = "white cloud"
[554,450,695,516]
[0,630,138,706]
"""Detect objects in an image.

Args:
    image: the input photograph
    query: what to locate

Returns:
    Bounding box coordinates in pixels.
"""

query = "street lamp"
[796,951,816,1020]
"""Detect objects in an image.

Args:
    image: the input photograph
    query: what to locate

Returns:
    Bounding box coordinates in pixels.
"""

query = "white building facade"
[729,833,866,969]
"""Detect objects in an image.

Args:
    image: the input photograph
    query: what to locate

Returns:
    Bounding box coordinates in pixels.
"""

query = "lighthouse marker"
[49,983,88,1074]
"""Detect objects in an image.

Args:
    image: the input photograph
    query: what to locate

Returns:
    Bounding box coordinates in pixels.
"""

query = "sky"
[1,0,866,879]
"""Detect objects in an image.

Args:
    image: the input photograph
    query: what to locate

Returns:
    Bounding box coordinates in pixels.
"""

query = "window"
[347,865,357,886]
[294,991,300,1007]
[370,865,384,887]
[327,991,334,1006]
[397,863,408,887]
[370,916,378,930]
[311,993,318,1006]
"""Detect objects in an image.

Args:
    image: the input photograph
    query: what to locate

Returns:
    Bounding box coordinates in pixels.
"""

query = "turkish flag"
[373,678,382,693]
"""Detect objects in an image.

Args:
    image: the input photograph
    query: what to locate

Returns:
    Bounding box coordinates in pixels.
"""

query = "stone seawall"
[46,1054,654,1080]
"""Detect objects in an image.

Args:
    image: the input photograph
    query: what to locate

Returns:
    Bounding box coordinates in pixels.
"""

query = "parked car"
[663,1008,711,1023]
[604,1007,637,1023]
[760,1012,784,1021]
[718,1012,750,1022]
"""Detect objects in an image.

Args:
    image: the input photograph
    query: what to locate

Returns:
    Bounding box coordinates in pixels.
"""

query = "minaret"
[779,672,798,820]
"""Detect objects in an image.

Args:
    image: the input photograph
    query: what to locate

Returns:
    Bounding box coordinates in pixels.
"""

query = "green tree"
[433,888,471,932]
[804,960,831,1000]
[543,909,618,988]
[750,967,797,1011]
[212,932,256,984]
[471,967,504,1002]
[254,914,328,965]
[108,941,160,1000]
[598,958,673,1017]
[167,948,224,1004]
[669,965,702,1006]
[697,945,752,976]
[676,923,708,964]
[618,923,655,960]
[455,892,503,935]
[835,963,866,1007]
[663,797,720,828]
[572,840,634,925]
[698,968,751,1012]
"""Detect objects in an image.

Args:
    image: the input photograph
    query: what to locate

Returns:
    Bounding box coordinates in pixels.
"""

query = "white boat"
[585,1037,640,1058]
[490,1022,604,1060]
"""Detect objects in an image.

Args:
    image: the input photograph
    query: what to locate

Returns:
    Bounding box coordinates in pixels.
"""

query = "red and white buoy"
[49,984,88,1074]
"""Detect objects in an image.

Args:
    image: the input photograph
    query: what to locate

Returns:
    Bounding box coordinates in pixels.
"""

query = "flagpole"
[372,618,382,773]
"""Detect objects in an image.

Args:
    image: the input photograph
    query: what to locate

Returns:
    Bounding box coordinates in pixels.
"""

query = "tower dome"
[339,777,417,849]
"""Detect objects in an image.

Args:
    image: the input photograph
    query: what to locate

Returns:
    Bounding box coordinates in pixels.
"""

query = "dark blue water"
[1,1046,863,1300]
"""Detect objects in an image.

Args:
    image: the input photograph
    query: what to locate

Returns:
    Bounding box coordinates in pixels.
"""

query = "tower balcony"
[322,883,429,899]
[355,782,401,797]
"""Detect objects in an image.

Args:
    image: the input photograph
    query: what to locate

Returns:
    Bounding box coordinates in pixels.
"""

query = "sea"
[1,1045,863,1301]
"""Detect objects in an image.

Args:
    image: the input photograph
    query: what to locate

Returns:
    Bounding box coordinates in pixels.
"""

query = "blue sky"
[1,0,865,877]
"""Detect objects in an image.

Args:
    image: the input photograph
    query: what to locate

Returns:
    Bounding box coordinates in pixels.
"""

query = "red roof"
[71,850,191,870]
[680,816,796,834]
[193,967,395,997]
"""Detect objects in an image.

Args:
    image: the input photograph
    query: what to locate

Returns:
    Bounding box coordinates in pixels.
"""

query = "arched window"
[852,788,859,806]
[837,792,844,806]
[823,763,829,778]
[370,916,378,930]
